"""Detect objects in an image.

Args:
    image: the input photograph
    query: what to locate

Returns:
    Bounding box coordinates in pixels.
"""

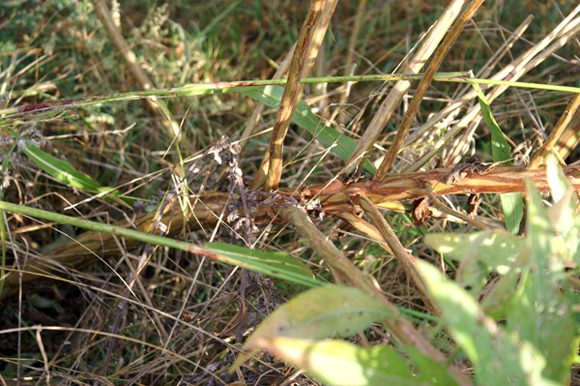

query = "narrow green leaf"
[240,85,375,172]
[24,144,132,204]
[0,200,318,288]
[471,82,523,234]
[204,242,314,279]
[0,141,16,299]
[150,97,180,137]
[499,193,524,234]
[235,285,395,367]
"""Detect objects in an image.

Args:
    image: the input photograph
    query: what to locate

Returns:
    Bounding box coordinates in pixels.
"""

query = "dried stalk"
[338,0,368,124]
[256,0,338,191]
[555,109,580,160]
[424,182,487,230]
[530,93,580,168]
[343,0,466,175]
[405,9,580,173]
[239,45,296,152]
[353,192,441,316]
[93,0,154,91]
[93,0,181,140]
[375,0,485,179]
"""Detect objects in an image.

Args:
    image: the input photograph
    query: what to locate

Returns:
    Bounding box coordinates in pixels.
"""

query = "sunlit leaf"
[402,346,460,385]
[505,181,578,383]
[234,285,394,367]
[417,261,550,385]
[479,267,519,318]
[205,242,314,279]
[425,230,522,275]
[546,155,580,262]
[255,337,419,386]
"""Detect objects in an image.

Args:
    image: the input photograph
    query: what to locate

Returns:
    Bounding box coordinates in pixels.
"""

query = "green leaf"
[479,267,519,318]
[240,85,375,172]
[417,261,551,385]
[424,230,522,275]
[403,346,460,385]
[204,242,314,279]
[499,193,524,235]
[505,180,578,383]
[546,155,580,262]
[256,337,423,386]
[150,97,180,137]
[471,82,523,234]
[203,242,318,288]
[24,144,132,204]
[0,200,318,289]
[235,285,395,367]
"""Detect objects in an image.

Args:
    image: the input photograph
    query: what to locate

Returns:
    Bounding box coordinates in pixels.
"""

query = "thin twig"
[424,182,487,230]
[530,92,580,168]
[354,192,441,315]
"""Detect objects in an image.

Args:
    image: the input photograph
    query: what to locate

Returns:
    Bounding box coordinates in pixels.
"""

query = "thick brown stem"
[4,165,579,301]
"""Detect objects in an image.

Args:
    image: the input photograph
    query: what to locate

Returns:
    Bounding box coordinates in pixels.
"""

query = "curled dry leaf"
[412,197,432,227]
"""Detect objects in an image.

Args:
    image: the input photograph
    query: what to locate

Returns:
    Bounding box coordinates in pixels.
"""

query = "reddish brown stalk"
[299,165,580,216]
[424,182,487,230]
[375,0,485,180]
[3,164,580,302]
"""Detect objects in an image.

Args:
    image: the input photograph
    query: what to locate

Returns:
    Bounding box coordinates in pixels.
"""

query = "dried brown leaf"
[412,197,432,227]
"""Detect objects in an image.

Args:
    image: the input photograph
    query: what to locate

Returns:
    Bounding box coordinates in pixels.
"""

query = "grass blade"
[0,200,318,288]
[241,85,375,172]
[203,242,314,280]
[24,144,132,205]
[471,82,523,234]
